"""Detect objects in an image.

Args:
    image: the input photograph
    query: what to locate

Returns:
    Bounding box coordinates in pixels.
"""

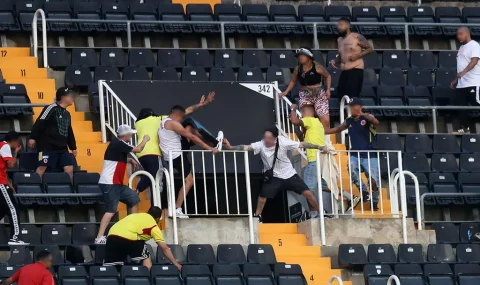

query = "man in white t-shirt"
[224,128,327,222]
[450,27,480,133]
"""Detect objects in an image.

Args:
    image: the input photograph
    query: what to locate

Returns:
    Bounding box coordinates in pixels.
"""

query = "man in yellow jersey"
[134,92,215,207]
[103,206,181,271]
[290,104,360,217]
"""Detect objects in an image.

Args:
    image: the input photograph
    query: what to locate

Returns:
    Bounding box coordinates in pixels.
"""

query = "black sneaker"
[8,237,29,245]
[373,204,379,211]
[254,214,263,223]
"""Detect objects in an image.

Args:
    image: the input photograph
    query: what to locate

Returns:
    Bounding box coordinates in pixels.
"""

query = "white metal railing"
[328,276,344,285]
[387,275,401,285]
[168,150,254,245]
[98,80,138,145]
[128,170,162,209]
[32,9,48,68]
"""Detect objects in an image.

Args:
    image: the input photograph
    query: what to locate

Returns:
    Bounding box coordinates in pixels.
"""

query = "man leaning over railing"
[327,97,380,211]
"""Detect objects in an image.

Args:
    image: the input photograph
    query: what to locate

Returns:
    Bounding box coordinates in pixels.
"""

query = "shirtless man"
[329,17,373,99]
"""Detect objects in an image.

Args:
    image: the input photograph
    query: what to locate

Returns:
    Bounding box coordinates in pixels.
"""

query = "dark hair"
[137,108,156,122]
[4,131,19,142]
[170,105,186,114]
[148,206,163,220]
[338,17,351,24]
[264,127,279,138]
[36,250,52,261]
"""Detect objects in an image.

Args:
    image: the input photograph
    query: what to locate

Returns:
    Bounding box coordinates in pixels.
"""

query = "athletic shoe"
[8,238,29,245]
[310,211,319,219]
[94,236,107,244]
[254,214,263,223]
[175,208,189,219]
[346,195,362,212]
[456,128,470,134]
[216,131,224,151]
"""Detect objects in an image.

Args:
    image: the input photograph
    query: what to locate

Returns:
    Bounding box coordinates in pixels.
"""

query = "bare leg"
[302,190,319,212]
[255,196,267,216]
[176,172,193,208]
[97,212,115,239]
[36,166,47,179]
[142,257,153,271]
[318,114,330,133]
[127,204,138,215]
[63,165,73,181]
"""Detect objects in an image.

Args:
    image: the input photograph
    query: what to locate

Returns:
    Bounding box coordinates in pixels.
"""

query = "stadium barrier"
[167,149,255,244]
[388,275,401,285]
[32,9,480,62]
[328,276,344,285]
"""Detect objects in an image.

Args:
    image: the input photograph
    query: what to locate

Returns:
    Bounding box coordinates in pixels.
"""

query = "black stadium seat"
[158,4,192,33]
[151,265,181,285]
[380,6,411,36]
[153,67,179,81]
[397,244,425,263]
[352,6,386,36]
[42,224,71,245]
[7,245,32,266]
[45,1,78,32]
[17,0,43,31]
[157,244,186,265]
[74,2,107,32]
[34,246,64,265]
[455,264,480,285]
[243,50,269,69]
[100,49,127,68]
[460,153,480,172]
[438,51,457,69]
[181,67,208,82]
[182,265,214,285]
[244,264,275,285]
[395,264,425,285]
[461,135,480,153]
[433,135,460,154]
[459,173,480,205]
[431,153,458,173]
[270,4,304,35]
[427,244,455,263]
[363,69,378,86]
[65,66,92,88]
[338,244,367,269]
[405,134,432,153]
[58,266,89,285]
[74,172,102,205]
[217,244,246,264]
[48,48,70,70]
[435,68,456,87]
[213,4,247,34]
[18,224,41,245]
[214,50,241,68]
[436,7,462,37]
[271,50,296,68]
[424,264,454,285]
[429,173,464,205]
[463,7,480,37]
[274,263,306,285]
[209,67,235,82]
[377,86,403,98]
[325,5,354,34]
[128,49,155,68]
[364,264,394,285]
[367,244,396,264]
[0,266,20,282]
[187,244,216,265]
[456,244,480,263]
[212,264,243,285]
[364,52,382,70]
[407,6,442,36]
[158,49,185,68]
[130,2,162,33]
[247,244,277,264]
[382,51,408,69]
[186,4,219,33]
[432,222,459,244]
[102,3,130,33]
[379,69,405,86]
[242,4,276,34]
[410,51,436,69]
[377,134,402,151]
[95,67,121,83]
[403,153,430,173]
[123,67,150,81]
[186,50,214,68]
[0,1,20,31]
[459,222,480,243]
[14,172,48,205]
[266,67,291,85]
[72,223,98,245]
[90,266,119,285]
[121,266,150,285]
[238,67,264,82]
[43,173,78,205]
[298,5,331,35]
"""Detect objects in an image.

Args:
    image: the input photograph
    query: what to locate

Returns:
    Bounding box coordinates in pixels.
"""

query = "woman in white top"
[224,128,327,222]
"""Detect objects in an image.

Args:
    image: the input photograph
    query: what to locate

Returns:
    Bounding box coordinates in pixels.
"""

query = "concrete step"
[274,246,321,258]
[259,234,307,247]
[75,132,102,143]
[71,121,93,132]
[0,48,30,58]
[259,223,297,234]
[1,67,47,78]
[76,143,108,159]
[0,57,38,68]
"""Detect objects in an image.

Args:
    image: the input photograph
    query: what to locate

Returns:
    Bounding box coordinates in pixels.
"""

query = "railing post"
[339,95,350,145]
[273,82,282,128]
[313,23,319,50]
[169,151,178,244]
[402,170,422,230]
[432,108,437,134]
[128,170,158,207]
[387,275,401,285]
[316,151,326,246]
[127,21,132,48]
[220,23,226,49]
[389,168,400,217]
[397,151,408,243]
[98,80,107,143]
[328,276,344,285]
[32,9,48,68]
[244,151,255,244]
[404,24,410,50]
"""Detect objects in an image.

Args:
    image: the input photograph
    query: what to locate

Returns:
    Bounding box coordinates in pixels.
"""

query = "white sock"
[176,207,182,211]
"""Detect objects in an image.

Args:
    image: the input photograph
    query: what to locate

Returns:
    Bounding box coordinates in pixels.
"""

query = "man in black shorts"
[95,124,150,244]
[159,105,223,218]
[104,206,182,271]
[224,128,327,222]
[329,17,373,99]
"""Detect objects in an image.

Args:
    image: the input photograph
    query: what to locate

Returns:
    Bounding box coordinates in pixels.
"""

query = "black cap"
[348,97,363,106]
[55,87,75,101]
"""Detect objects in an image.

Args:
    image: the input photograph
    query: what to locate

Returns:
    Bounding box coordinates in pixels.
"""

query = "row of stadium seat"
[0,264,305,285]
[339,242,480,268]
[3,2,480,36]
[13,172,102,205]
[3,243,279,266]
[401,153,480,173]
[48,49,458,70]
[378,134,480,154]
[364,263,480,285]
[432,223,480,244]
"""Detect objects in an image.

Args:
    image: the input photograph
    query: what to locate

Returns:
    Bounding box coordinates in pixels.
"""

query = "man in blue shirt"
[327,98,380,210]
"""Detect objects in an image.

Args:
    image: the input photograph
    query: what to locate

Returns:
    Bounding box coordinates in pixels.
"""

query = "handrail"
[32,9,48,68]
[339,95,351,145]
[387,275,401,285]
[328,276,343,285]
[128,170,158,207]
[393,170,422,231]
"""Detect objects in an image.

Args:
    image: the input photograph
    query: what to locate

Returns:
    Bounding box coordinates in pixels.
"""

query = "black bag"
[263,138,279,182]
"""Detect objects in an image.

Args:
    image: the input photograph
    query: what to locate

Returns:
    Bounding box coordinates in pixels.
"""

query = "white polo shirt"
[250,136,299,180]
[457,40,480,88]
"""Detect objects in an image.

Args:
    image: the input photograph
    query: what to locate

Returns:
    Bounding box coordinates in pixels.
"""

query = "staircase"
[259,223,352,285]
[1,48,151,217]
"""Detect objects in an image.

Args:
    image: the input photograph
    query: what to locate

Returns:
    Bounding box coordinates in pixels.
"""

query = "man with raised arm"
[326,98,380,211]
[223,128,327,222]
[329,17,373,99]
[160,104,223,219]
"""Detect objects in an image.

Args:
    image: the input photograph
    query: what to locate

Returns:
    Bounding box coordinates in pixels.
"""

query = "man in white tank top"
[159,103,224,218]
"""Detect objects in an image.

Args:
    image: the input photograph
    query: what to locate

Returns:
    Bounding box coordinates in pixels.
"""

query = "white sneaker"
[95,236,107,244]
[8,238,29,245]
[216,131,224,151]
[175,208,189,219]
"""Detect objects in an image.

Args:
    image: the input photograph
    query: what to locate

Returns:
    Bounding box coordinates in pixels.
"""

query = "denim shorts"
[100,184,140,213]
[304,162,329,191]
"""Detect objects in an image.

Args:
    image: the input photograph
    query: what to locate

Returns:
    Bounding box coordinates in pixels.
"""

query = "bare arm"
[355,34,373,59]
[315,63,331,92]
[131,135,150,153]
[298,142,326,151]
[2,277,14,285]
[157,242,182,270]
[289,106,304,127]
[458,57,479,78]
[325,121,348,134]
[223,139,253,151]
[185,91,215,115]
[6,147,20,169]
[362,112,380,126]
[281,67,298,95]
[169,120,214,151]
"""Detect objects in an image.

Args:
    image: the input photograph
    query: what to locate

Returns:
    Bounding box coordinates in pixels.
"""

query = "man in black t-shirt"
[95,124,150,244]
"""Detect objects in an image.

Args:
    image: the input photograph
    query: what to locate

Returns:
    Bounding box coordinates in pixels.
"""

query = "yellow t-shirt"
[302,117,325,162]
[108,213,165,242]
[134,116,166,158]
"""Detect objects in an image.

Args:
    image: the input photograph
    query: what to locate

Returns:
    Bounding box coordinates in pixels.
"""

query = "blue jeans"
[304,162,331,212]
[348,156,379,206]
